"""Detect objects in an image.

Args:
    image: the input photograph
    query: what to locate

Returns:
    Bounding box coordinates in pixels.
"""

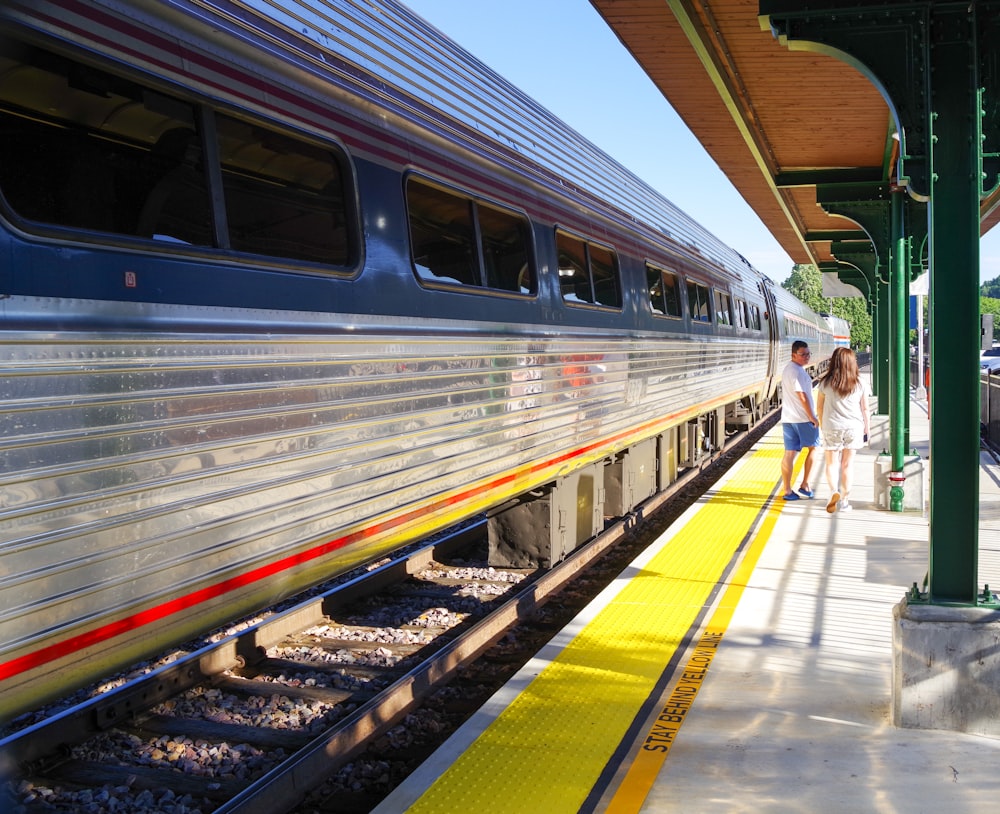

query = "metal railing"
[908,357,926,390]
[982,371,1000,448]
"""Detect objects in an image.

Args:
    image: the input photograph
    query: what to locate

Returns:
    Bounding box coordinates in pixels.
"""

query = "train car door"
[760,280,782,406]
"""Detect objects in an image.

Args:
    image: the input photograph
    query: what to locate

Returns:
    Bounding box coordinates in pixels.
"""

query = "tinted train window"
[0,40,212,243]
[715,290,732,326]
[557,233,589,302]
[0,38,354,266]
[216,115,351,265]
[557,231,621,308]
[687,280,711,322]
[480,203,534,293]
[589,244,620,307]
[407,179,534,293]
[646,264,682,317]
[734,298,747,328]
[748,303,762,331]
[139,125,214,246]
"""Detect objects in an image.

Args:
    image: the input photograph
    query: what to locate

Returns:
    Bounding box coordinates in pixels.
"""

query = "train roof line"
[226,0,756,277]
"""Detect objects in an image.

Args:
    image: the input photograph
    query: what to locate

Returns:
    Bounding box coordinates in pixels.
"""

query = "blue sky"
[402,0,1000,286]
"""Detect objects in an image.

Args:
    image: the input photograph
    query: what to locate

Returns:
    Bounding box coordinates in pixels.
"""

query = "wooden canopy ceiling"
[589,0,1000,270]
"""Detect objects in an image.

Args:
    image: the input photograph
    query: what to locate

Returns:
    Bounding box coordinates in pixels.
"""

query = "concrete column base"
[892,596,1000,736]
[874,454,925,511]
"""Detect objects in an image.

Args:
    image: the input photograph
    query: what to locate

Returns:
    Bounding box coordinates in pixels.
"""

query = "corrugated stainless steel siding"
[0,307,768,662]
[195,0,752,274]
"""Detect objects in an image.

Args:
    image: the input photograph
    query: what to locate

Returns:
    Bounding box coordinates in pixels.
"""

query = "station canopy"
[589,0,1000,269]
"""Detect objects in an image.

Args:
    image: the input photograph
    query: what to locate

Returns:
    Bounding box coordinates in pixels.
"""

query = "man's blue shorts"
[783,422,820,451]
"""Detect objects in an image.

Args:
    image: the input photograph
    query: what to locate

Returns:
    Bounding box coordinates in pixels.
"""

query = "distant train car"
[0,0,833,721]
[823,314,852,348]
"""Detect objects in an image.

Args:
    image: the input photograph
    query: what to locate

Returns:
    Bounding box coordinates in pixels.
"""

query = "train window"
[646,264,682,318]
[408,182,478,285]
[215,115,351,265]
[407,178,534,293]
[139,125,214,246]
[749,304,762,331]
[589,244,621,307]
[557,233,590,302]
[479,202,533,293]
[733,298,747,329]
[0,37,356,267]
[556,231,621,308]
[0,40,213,243]
[715,290,732,326]
[687,280,711,322]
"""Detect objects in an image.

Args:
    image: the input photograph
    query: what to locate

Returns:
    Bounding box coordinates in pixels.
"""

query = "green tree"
[981,276,1000,299]
[781,263,872,350]
[982,296,1000,342]
[833,296,872,350]
[781,263,825,312]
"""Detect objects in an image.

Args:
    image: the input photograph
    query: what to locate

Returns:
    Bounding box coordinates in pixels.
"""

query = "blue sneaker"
[782,492,800,501]
[798,487,814,499]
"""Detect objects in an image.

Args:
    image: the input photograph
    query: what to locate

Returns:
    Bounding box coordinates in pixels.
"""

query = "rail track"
[1,414,777,814]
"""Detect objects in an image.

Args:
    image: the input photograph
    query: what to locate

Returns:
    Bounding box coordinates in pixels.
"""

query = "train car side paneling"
[0,0,806,722]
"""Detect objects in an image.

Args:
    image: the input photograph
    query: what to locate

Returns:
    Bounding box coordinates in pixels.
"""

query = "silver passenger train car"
[824,314,853,348]
[0,0,834,721]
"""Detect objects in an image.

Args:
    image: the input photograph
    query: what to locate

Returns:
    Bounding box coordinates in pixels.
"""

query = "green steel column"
[903,337,911,453]
[926,13,979,603]
[890,190,908,473]
[758,0,992,602]
[904,214,928,455]
[869,277,882,403]
[874,276,890,415]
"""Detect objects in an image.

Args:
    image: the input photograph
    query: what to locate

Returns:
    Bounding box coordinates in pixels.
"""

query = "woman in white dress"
[816,347,870,513]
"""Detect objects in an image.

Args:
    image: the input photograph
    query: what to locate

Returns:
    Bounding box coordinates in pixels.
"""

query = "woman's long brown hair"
[820,347,859,397]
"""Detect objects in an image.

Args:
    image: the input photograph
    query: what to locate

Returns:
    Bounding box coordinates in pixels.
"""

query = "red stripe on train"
[0,388,754,681]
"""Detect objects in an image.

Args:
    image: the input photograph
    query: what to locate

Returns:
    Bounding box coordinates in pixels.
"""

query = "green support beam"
[761,0,1000,606]
[804,230,870,243]
[891,189,911,465]
[775,167,885,187]
[875,276,889,412]
[816,183,893,417]
[925,7,980,601]
[826,241,885,410]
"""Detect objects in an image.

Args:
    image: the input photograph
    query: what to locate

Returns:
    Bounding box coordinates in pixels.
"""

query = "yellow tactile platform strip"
[405,430,787,814]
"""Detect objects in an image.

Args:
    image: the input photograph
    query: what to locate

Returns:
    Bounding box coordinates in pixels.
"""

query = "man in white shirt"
[780,341,820,501]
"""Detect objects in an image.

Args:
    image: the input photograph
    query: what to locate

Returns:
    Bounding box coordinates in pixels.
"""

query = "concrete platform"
[633,393,1000,812]
[374,389,1000,813]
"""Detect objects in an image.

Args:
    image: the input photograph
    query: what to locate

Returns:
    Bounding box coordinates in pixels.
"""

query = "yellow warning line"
[406,430,789,814]
[603,454,787,813]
